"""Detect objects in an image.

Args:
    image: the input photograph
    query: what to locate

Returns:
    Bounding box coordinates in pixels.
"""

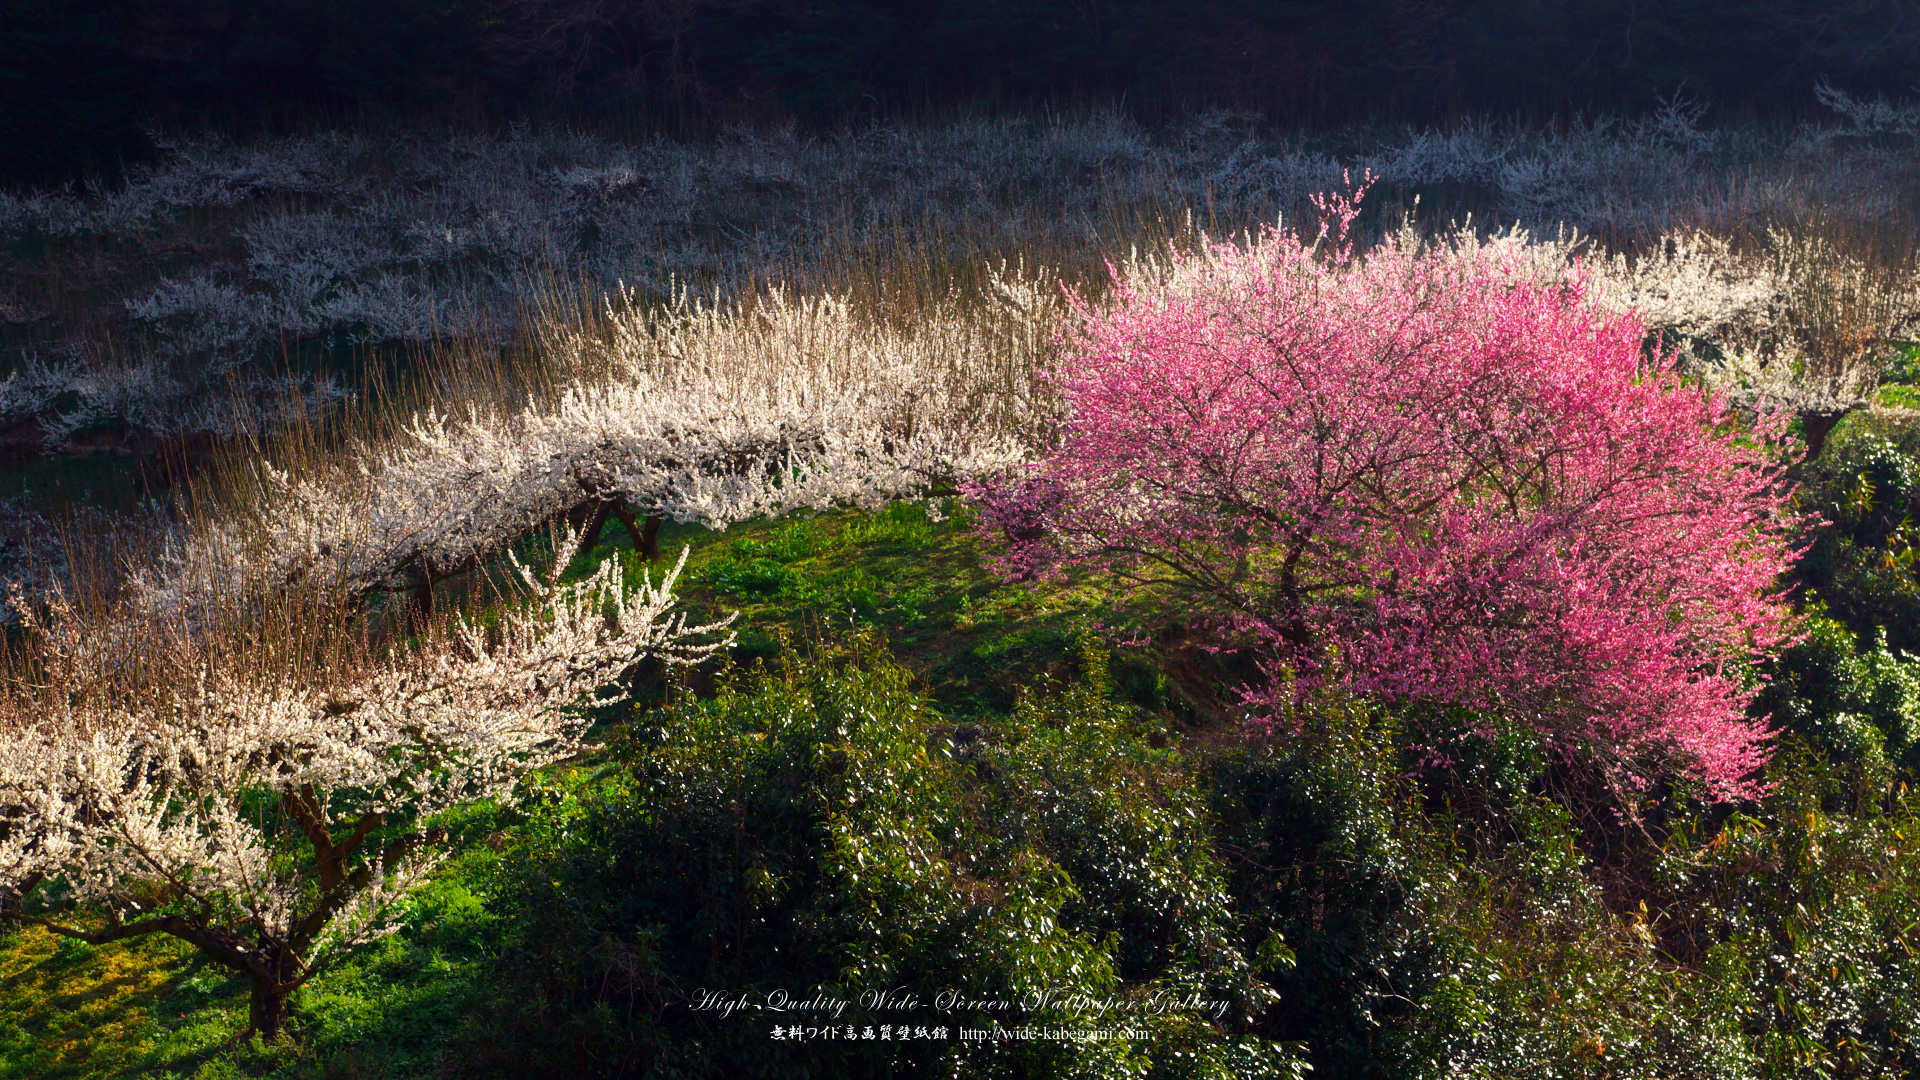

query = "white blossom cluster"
[1585,229,1920,418]
[1404,223,1920,415]
[1815,82,1920,140]
[0,530,729,972]
[0,132,355,238]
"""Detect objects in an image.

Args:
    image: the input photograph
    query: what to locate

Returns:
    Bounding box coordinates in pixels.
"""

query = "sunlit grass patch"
[0,838,506,1079]
[0,926,234,1079]
[579,500,1145,721]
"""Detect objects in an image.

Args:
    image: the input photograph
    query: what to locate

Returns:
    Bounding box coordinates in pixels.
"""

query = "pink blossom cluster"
[979,197,1799,799]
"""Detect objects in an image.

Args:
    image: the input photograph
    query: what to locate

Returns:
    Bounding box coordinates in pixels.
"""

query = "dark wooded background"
[5,0,1917,182]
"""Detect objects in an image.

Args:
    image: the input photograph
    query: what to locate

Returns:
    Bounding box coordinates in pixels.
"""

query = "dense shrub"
[1654,770,1920,1078]
[8,492,1920,1077]
[1206,688,1434,1076]
[1207,676,1920,1079]
[1792,415,1920,655]
[465,642,1306,1078]
[1754,613,1920,790]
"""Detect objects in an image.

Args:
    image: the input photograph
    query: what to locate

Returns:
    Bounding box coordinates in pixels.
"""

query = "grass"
[597,499,1209,724]
[0,926,205,1078]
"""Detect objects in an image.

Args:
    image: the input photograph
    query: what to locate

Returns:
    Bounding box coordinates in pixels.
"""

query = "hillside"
[1,105,1919,1079]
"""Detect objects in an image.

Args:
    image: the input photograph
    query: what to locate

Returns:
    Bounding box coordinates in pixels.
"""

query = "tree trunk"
[249,978,290,1041]
[642,513,663,562]
[404,562,434,634]
[1800,407,1852,461]
[607,502,663,561]
[576,499,616,552]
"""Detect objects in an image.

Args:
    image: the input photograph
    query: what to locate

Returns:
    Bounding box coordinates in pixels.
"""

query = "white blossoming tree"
[0,530,730,1039]
[123,272,1055,628]
[1594,228,1920,457]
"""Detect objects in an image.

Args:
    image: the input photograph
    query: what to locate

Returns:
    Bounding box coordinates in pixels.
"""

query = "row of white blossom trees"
[0,265,1057,1039]
[107,221,1919,634]
[3,93,1914,451]
[126,267,1059,624]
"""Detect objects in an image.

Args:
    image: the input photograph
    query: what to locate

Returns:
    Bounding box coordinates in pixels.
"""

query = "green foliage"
[1653,776,1920,1078]
[1379,707,1920,1080]
[1209,690,1426,1075]
[1877,344,1920,410]
[1793,415,1920,654]
[464,640,1306,1078]
[1203,675,1920,1079]
[1756,614,1920,788]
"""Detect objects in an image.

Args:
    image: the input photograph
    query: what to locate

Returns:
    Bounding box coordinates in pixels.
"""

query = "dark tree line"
[4,0,1918,182]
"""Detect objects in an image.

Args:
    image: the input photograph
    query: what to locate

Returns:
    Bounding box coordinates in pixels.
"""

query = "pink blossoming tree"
[978,192,1799,800]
